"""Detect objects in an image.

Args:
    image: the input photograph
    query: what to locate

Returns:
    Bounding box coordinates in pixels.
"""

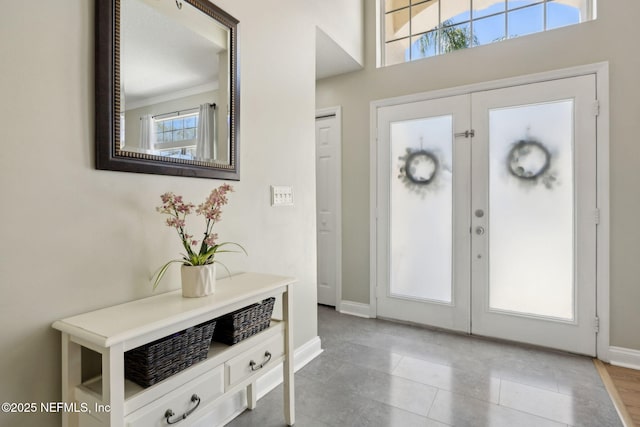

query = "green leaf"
[214,260,232,278]
[216,242,248,255]
[151,259,185,290]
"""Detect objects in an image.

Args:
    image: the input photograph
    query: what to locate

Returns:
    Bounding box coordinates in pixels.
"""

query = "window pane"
[163,131,173,142]
[154,122,163,134]
[184,128,196,140]
[184,116,197,129]
[440,22,472,53]
[508,0,541,10]
[386,0,409,12]
[385,38,411,65]
[411,31,438,59]
[473,13,506,46]
[162,121,173,132]
[488,100,575,320]
[389,116,453,302]
[411,0,439,35]
[173,130,183,141]
[508,3,543,37]
[473,0,506,19]
[441,0,471,26]
[386,8,410,41]
[390,115,453,303]
[547,0,582,30]
[172,119,184,130]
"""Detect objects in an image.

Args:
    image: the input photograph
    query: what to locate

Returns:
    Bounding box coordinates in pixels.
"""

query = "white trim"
[196,336,323,427]
[370,63,610,111]
[609,346,640,371]
[339,300,372,318]
[369,102,379,318]
[369,62,610,358]
[316,106,343,311]
[594,63,611,362]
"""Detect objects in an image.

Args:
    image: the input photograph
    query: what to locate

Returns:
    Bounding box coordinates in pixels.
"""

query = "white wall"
[0,1,327,426]
[317,0,640,350]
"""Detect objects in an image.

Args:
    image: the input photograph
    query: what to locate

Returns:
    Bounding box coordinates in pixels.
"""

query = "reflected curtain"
[196,103,217,160]
[139,114,154,151]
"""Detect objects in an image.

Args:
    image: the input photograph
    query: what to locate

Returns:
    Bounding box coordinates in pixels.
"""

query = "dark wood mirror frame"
[95,0,240,180]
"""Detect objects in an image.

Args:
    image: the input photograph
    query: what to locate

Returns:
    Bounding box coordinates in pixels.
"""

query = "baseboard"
[194,336,323,427]
[609,346,640,370]
[339,300,372,318]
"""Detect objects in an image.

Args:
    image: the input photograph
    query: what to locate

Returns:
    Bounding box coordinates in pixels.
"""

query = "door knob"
[475,226,485,235]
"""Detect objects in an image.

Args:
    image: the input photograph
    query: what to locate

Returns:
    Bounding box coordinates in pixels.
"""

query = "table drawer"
[226,333,284,388]
[125,365,223,427]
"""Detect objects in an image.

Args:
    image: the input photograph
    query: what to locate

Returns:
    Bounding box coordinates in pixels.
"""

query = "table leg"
[247,382,257,410]
[283,286,295,426]
[61,333,81,427]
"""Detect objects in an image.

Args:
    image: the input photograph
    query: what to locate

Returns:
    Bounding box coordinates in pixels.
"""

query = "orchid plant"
[152,183,246,290]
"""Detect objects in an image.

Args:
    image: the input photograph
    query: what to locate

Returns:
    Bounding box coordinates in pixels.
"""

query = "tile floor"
[227,305,621,427]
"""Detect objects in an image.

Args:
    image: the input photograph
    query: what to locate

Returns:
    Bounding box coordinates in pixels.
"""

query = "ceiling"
[316,27,363,80]
[123,0,361,104]
[121,0,226,109]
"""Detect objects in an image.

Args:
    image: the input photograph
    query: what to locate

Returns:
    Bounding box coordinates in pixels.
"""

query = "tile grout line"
[425,388,439,420]
[594,359,634,427]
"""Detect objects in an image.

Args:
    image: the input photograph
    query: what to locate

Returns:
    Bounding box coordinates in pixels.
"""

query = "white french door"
[375,94,472,332]
[375,75,598,355]
[470,76,597,355]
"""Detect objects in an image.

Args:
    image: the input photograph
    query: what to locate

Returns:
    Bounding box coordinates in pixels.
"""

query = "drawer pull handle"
[249,351,272,371]
[164,394,201,424]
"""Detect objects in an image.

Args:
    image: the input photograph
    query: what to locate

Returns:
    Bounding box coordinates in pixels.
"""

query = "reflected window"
[380,0,596,66]
[153,112,199,159]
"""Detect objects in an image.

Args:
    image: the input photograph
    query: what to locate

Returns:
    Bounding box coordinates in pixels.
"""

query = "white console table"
[52,273,296,427]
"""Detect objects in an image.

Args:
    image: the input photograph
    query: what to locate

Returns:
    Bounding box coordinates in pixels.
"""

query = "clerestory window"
[381,0,597,66]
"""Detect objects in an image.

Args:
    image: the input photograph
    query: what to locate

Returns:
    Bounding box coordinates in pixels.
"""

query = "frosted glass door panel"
[488,100,574,319]
[390,115,453,302]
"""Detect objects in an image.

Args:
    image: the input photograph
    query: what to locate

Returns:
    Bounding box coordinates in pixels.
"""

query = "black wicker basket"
[213,298,276,345]
[124,320,216,388]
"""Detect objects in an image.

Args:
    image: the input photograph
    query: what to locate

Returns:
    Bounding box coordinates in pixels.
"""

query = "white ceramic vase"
[181,264,216,298]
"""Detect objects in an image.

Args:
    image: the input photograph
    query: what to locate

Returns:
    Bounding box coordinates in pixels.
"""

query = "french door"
[375,75,598,355]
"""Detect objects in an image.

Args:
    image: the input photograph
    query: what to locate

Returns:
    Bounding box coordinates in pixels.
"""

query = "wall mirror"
[96,0,240,180]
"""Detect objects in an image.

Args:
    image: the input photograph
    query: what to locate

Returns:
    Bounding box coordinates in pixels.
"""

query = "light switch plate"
[271,185,294,206]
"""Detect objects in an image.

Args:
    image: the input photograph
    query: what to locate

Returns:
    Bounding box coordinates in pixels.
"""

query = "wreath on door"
[506,139,557,189]
[398,148,439,194]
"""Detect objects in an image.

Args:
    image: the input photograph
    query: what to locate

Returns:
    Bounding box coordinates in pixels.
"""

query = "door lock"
[475,226,485,235]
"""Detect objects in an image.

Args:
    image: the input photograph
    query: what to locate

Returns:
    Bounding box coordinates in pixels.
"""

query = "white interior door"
[375,95,471,332]
[470,75,597,355]
[374,75,598,354]
[316,109,341,307]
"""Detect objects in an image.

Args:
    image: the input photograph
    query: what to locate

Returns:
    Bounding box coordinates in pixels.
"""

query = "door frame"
[369,62,611,360]
[316,106,343,311]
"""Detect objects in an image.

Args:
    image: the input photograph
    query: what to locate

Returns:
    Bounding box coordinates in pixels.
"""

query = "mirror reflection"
[120,0,230,164]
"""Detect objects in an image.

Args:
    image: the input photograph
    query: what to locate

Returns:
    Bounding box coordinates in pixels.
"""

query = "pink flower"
[204,233,218,247]
[156,184,236,266]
